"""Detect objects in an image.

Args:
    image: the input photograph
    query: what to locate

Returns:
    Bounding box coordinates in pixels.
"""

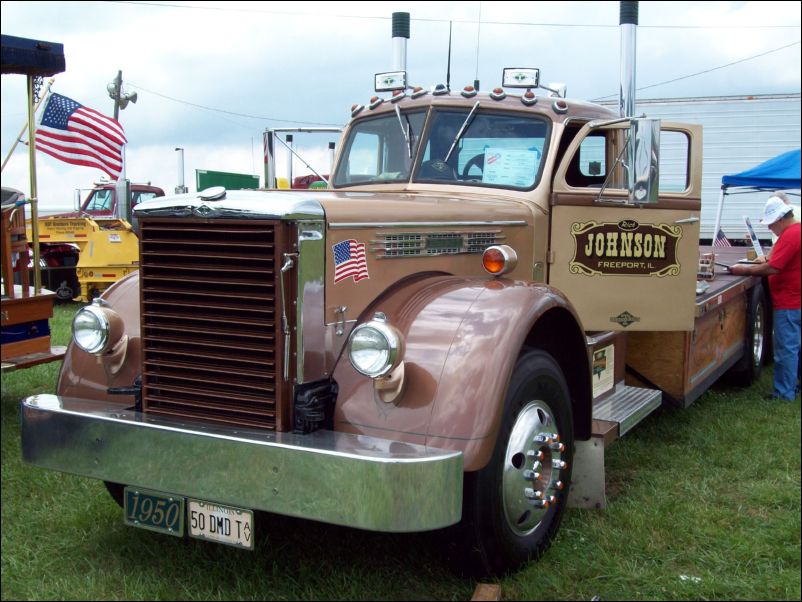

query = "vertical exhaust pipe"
[392,12,410,73]
[619,1,638,118]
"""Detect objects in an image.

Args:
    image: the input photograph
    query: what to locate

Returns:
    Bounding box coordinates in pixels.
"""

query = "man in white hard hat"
[731,195,800,401]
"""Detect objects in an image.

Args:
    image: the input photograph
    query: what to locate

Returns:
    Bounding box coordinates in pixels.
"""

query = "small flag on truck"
[35,92,126,180]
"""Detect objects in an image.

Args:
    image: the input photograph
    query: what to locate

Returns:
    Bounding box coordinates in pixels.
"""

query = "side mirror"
[629,118,660,204]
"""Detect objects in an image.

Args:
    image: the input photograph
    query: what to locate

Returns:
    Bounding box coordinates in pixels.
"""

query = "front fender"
[333,275,590,471]
[56,271,142,402]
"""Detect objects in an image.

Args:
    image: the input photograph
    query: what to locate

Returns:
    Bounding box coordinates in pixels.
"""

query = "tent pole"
[712,186,726,244]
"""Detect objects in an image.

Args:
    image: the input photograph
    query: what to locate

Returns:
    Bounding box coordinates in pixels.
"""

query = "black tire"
[731,283,767,385]
[449,349,574,577]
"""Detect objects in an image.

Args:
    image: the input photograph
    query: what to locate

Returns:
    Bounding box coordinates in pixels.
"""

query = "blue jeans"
[773,309,801,400]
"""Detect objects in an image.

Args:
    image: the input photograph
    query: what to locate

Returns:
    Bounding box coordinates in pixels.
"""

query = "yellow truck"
[29,182,163,301]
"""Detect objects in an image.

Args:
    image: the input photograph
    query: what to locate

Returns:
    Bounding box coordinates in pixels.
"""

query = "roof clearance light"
[461,85,477,98]
[433,83,450,96]
[390,90,406,103]
[351,103,365,117]
[369,96,384,110]
[521,90,538,106]
[553,99,568,114]
[375,71,407,92]
[411,86,428,99]
[482,245,518,276]
[503,68,540,89]
[490,87,507,101]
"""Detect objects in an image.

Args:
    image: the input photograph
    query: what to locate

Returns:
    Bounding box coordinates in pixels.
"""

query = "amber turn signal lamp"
[482,245,518,276]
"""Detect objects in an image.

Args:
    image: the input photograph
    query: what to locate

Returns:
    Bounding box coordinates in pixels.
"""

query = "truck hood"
[133,189,531,225]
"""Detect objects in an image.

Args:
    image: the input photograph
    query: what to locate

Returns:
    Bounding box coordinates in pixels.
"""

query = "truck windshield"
[332,111,426,186]
[333,108,550,190]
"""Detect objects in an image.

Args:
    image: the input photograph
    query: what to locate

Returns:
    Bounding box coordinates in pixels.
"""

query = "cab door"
[549,120,702,331]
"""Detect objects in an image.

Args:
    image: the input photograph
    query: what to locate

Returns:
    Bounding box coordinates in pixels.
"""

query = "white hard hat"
[761,196,792,225]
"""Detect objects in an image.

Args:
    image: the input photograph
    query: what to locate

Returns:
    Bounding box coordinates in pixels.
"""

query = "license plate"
[124,487,184,537]
[188,499,254,550]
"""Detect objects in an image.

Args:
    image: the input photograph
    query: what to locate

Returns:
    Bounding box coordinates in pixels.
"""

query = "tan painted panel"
[549,204,700,331]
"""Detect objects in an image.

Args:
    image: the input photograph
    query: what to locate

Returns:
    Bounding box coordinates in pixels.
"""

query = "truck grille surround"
[139,218,291,431]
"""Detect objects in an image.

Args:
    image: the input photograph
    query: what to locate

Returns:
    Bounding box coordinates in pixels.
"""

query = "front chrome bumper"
[21,395,463,532]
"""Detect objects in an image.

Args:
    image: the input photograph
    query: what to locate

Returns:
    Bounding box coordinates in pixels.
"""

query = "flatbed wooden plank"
[1,346,66,372]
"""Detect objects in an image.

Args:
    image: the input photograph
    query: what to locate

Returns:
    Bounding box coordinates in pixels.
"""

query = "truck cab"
[56,182,165,219]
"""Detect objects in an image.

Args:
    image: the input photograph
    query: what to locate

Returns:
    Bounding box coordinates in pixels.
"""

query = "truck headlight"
[72,301,123,355]
[348,312,404,378]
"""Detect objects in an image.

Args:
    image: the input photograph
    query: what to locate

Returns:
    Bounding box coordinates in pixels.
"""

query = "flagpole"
[1,77,54,173]
[27,75,42,294]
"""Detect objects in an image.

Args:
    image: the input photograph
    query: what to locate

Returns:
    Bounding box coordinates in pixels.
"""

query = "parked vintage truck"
[20,12,770,577]
[29,181,164,301]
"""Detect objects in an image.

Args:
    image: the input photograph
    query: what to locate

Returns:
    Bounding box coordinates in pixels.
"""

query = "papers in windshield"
[482,148,538,187]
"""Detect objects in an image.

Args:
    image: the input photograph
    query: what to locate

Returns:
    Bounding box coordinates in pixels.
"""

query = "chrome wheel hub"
[502,400,566,536]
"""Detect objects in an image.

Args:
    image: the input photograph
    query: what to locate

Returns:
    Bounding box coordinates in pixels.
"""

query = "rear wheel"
[453,349,573,576]
[731,284,767,385]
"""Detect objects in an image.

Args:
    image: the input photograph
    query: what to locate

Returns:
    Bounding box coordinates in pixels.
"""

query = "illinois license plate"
[124,487,184,537]
[188,499,254,550]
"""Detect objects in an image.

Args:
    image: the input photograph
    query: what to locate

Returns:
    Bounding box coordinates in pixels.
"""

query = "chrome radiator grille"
[139,218,291,431]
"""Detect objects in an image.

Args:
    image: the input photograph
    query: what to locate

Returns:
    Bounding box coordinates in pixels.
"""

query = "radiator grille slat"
[140,218,288,431]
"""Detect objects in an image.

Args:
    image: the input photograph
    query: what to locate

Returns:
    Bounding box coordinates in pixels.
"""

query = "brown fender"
[332,274,592,471]
[56,271,142,403]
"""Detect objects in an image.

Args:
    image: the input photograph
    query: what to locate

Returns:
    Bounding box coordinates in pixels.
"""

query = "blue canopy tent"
[713,148,801,244]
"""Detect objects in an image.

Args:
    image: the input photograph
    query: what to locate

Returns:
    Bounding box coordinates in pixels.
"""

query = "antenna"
[474,2,482,90]
[446,21,452,91]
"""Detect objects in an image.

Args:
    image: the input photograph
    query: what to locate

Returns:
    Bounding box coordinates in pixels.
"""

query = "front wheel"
[453,349,574,576]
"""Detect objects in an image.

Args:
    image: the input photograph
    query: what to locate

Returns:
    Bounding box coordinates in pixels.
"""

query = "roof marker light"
[369,96,384,110]
[390,90,406,103]
[521,90,537,106]
[351,103,365,117]
[461,85,477,98]
[490,87,506,100]
[552,99,568,114]
[433,83,449,96]
[411,86,428,99]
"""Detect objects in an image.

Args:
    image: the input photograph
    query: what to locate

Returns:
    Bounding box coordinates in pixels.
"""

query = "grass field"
[1,302,800,600]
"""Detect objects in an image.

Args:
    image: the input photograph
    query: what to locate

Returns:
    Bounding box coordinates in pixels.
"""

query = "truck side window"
[564,133,607,187]
[658,131,690,192]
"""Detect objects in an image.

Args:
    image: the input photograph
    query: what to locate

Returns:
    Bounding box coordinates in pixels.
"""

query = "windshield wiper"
[394,105,413,158]
[444,101,480,163]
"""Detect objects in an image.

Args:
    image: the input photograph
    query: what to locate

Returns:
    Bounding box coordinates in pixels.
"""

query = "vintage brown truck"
[20,11,768,577]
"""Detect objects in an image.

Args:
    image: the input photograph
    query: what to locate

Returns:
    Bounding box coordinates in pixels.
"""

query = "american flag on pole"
[713,228,732,247]
[35,93,126,180]
[333,239,369,283]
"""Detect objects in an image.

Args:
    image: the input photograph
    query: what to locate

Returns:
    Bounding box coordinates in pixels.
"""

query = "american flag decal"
[333,239,369,283]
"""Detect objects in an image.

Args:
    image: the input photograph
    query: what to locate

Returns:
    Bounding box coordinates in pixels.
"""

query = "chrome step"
[592,383,662,437]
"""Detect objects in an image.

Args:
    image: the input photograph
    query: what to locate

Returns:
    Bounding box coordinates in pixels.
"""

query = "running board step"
[592,383,662,437]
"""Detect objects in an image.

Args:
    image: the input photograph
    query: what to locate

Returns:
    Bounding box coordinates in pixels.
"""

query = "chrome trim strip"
[21,395,463,532]
[329,220,528,229]
[297,223,327,383]
[134,190,325,221]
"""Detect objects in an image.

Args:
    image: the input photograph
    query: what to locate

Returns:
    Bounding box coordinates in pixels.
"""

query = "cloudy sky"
[1,1,800,212]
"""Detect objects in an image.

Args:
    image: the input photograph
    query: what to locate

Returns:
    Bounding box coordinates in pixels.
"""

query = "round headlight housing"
[72,302,122,354]
[348,313,404,378]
